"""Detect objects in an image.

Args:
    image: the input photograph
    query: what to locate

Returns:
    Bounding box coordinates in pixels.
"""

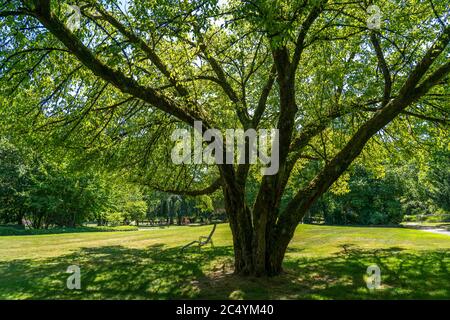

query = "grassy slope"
[0,224,449,299]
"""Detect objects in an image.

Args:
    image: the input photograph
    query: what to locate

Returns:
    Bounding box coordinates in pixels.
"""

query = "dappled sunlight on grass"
[0,244,233,299]
[1,224,449,299]
[198,246,450,300]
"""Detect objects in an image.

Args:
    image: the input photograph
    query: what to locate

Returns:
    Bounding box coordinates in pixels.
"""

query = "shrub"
[0,225,138,236]
[425,214,450,223]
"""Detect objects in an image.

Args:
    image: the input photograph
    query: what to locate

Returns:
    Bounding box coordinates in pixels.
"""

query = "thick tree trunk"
[232,246,285,276]
[225,192,293,276]
[225,177,311,277]
[17,215,23,226]
[230,215,287,276]
[227,206,254,275]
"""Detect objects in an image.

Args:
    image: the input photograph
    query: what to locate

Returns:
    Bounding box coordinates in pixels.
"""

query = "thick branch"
[402,110,449,125]
[370,32,392,106]
[291,0,328,74]
[252,63,277,128]
[29,0,204,128]
[0,10,28,17]
[90,3,189,97]
[196,35,251,128]
[277,25,450,239]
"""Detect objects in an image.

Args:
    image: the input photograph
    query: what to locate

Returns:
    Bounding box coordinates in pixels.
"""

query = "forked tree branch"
[27,0,207,128]
[370,31,392,107]
[277,26,450,242]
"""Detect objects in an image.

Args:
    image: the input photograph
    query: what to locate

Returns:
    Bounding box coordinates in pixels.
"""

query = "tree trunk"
[230,214,287,276]
[225,195,292,276]
[225,177,312,277]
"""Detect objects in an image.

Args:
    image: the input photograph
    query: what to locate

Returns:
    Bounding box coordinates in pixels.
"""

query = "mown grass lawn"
[0,224,449,300]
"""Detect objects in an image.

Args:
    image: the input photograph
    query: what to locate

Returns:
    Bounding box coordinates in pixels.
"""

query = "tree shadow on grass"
[0,244,233,300]
[197,246,450,300]
[0,244,449,300]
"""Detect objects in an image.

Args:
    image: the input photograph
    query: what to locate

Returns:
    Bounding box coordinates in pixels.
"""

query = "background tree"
[0,137,148,228]
[0,138,30,225]
[308,165,404,225]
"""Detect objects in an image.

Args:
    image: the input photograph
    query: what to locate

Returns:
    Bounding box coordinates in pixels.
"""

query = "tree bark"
[227,200,287,276]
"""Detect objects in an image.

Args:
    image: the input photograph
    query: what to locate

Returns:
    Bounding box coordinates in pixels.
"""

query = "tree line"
[0,137,225,228]
[0,138,148,228]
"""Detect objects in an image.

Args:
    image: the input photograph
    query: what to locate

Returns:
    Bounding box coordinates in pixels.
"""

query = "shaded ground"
[1,224,449,299]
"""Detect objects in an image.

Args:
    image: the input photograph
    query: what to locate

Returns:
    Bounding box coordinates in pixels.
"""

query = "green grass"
[0,224,449,300]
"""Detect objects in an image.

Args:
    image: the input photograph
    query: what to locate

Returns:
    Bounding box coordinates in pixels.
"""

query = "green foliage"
[427,150,450,212]
[25,164,109,228]
[0,138,30,225]
[309,148,450,225]
[145,192,217,224]
[114,185,148,225]
[397,149,450,220]
[424,214,450,223]
[105,212,125,226]
[308,165,404,225]
[0,138,148,228]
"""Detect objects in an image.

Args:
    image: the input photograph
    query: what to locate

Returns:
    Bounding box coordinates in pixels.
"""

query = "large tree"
[1,0,449,275]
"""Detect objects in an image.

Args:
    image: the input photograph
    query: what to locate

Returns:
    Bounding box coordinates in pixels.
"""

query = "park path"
[421,228,450,236]
[403,223,450,237]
